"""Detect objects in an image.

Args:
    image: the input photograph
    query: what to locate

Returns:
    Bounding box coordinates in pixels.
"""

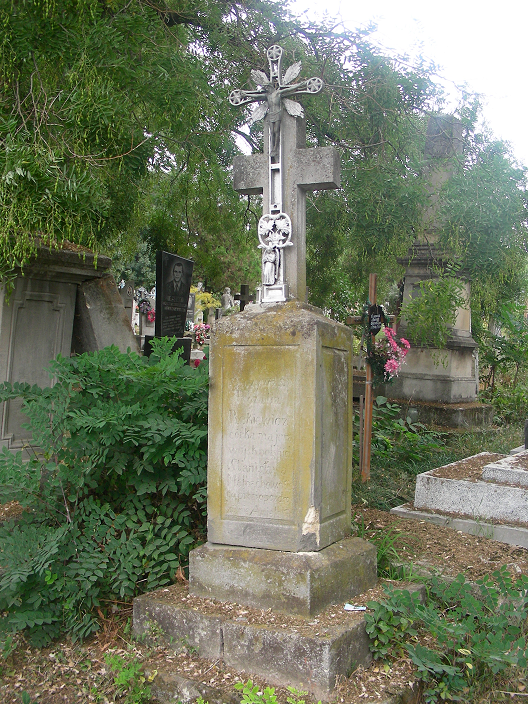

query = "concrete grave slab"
[414,470,528,524]
[391,505,528,549]
[392,451,528,547]
[481,450,528,487]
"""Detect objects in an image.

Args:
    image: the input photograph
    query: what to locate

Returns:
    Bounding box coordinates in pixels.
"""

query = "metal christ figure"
[229,45,323,159]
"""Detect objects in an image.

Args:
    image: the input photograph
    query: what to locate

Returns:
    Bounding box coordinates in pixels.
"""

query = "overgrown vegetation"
[366,569,528,703]
[351,395,522,511]
[0,338,208,646]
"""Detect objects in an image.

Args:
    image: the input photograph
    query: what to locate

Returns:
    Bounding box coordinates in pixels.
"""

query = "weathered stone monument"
[0,245,138,451]
[134,46,376,698]
[119,280,135,327]
[385,115,492,427]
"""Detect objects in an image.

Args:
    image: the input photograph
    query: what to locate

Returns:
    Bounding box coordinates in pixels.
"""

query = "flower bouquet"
[366,327,410,386]
[193,323,210,346]
[138,298,152,315]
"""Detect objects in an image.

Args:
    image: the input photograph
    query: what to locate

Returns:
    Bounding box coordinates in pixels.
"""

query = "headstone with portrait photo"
[144,251,194,362]
[155,251,194,338]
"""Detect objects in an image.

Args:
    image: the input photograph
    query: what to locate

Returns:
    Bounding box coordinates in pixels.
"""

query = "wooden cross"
[234,284,255,311]
[230,46,340,303]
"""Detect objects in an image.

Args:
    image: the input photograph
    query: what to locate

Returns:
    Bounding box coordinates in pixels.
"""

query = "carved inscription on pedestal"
[221,345,297,523]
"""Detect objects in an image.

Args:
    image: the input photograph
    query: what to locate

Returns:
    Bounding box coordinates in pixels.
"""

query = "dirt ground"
[2,503,528,704]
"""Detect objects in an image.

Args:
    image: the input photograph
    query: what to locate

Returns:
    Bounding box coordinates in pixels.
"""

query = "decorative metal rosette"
[257,213,293,249]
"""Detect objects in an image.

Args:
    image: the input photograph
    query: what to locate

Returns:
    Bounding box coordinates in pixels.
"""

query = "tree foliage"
[439,130,528,325]
[2,0,526,314]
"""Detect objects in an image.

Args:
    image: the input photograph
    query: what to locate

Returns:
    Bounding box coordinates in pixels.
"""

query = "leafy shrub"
[355,396,443,470]
[480,382,528,425]
[400,272,466,351]
[0,338,208,645]
[365,568,528,703]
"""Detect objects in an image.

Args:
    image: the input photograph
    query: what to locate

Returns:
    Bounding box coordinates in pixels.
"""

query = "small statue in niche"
[262,246,279,285]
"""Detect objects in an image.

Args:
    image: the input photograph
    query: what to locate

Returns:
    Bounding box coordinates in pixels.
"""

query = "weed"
[352,513,412,579]
[105,652,153,704]
[365,568,528,703]
[21,694,39,704]
[232,680,320,704]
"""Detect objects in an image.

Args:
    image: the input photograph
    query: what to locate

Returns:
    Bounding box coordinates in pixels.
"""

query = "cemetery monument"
[385,115,492,427]
[144,251,193,360]
[135,45,376,697]
[0,244,137,452]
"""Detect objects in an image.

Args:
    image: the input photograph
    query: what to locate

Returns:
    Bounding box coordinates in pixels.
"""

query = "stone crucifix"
[230,45,340,303]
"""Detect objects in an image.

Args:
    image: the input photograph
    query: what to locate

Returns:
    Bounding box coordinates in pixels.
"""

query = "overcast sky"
[290,0,528,166]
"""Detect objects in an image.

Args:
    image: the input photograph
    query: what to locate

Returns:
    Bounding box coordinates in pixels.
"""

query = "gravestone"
[384,115,491,426]
[234,284,254,311]
[134,46,376,698]
[155,251,193,338]
[1,245,138,451]
[144,251,193,361]
[190,45,375,611]
[186,292,195,324]
[119,280,135,327]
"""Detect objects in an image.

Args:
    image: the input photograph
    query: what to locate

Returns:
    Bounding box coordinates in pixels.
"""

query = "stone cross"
[234,284,254,311]
[230,46,340,303]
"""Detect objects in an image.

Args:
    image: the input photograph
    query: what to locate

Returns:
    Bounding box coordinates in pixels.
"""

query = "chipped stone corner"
[302,505,320,547]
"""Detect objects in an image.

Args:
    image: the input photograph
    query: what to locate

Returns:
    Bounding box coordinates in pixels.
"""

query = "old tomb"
[143,251,194,361]
[134,45,376,698]
[384,115,491,427]
[0,244,137,452]
[392,450,528,549]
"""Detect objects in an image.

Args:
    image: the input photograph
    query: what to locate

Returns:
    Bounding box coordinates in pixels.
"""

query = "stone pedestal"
[187,301,376,616]
[390,244,478,404]
[205,301,354,553]
[190,538,376,617]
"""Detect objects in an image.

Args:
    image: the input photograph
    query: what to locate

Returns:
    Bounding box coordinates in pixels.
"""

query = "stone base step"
[133,585,371,700]
[146,668,413,704]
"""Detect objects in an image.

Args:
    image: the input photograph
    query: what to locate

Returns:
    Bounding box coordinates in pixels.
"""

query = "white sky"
[290,0,528,166]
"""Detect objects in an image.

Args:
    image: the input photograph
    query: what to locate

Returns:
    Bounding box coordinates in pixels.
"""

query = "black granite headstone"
[155,251,194,338]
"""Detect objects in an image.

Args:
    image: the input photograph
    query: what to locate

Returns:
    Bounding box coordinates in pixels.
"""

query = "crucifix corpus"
[230,45,340,303]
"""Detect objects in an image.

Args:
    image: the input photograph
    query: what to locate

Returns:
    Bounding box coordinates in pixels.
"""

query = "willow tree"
[0,0,285,284]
